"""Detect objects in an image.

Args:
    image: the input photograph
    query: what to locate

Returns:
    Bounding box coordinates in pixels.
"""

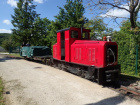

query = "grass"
[120,73,140,80]
[0,77,4,105]
[121,72,140,78]
[0,52,8,53]
[8,53,22,58]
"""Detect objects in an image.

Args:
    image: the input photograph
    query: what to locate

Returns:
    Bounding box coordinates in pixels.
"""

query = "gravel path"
[0,54,139,105]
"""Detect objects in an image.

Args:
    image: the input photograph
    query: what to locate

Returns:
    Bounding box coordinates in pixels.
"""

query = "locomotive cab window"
[61,32,65,40]
[82,32,88,39]
[71,30,78,38]
[61,32,65,60]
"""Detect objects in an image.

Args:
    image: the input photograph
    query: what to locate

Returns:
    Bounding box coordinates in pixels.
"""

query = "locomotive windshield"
[82,32,89,39]
[71,31,78,38]
[106,45,117,66]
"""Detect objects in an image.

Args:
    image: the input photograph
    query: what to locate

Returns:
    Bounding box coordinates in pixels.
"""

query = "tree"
[87,0,140,29]
[84,18,107,39]
[84,18,114,40]
[55,0,87,29]
[0,33,11,46]
[47,21,60,48]
[2,36,15,52]
[33,17,51,46]
[11,0,39,45]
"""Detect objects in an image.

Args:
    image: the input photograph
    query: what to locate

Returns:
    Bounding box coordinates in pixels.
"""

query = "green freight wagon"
[20,46,52,59]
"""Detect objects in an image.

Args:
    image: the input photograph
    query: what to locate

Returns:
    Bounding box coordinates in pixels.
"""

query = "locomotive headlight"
[107,36,112,41]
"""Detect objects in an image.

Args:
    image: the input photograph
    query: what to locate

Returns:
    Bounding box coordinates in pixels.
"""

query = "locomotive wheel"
[24,57,27,60]
[58,64,62,70]
[85,72,90,79]
[46,60,48,65]
[42,59,46,64]
[81,70,85,78]
[61,65,67,71]
[30,57,34,61]
[46,59,50,65]
[53,63,57,68]
[77,68,82,76]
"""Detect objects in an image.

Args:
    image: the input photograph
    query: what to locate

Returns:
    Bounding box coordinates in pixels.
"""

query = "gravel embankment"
[0,54,139,105]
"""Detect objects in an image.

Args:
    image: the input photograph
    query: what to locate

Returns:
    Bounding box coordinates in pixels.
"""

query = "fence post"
[136,44,138,76]
[19,46,20,53]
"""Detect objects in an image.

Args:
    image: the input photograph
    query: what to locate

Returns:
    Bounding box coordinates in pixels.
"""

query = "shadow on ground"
[86,95,126,105]
[0,54,22,62]
[119,74,140,86]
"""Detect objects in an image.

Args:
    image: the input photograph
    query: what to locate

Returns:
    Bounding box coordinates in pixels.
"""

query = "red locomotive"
[53,27,120,85]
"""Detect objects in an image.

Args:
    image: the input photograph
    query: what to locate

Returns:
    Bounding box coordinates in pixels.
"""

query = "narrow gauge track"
[120,85,140,96]
[119,85,140,101]
[107,83,140,101]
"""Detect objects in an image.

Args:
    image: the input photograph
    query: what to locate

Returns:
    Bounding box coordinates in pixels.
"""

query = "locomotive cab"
[53,27,91,61]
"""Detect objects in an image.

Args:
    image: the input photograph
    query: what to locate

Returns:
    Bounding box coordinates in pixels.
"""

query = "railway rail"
[120,85,140,96]
[118,85,140,101]
[107,82,140,101]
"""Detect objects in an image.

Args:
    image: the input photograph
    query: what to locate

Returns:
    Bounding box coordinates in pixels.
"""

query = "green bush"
[1,37,15,52]
[113,21,140,77]
[0,33,11,46]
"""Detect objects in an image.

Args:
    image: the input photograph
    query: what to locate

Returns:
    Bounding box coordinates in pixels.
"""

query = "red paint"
[53,32,61,60]
[71,40,118,68]
[65,30,70,62]
[53,27,118,68]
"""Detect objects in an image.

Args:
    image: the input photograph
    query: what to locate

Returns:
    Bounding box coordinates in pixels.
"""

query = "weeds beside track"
[0,77,4,105]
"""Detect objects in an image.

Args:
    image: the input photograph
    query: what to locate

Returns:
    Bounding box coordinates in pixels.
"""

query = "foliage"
[32,17,51,46]
[10,0,87,48]
[45,0,87,49]
[0,77,4,104]
[0,33,11,46]
[11,0,39,46]
[46,21,60,49]
[1,37,16,52]
[55,0,87,29]
[8,53,21,58]
[113,20,140,76]
[84,18,113,39]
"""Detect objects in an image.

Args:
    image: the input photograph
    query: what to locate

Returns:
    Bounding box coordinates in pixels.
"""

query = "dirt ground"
[0,54,140,105]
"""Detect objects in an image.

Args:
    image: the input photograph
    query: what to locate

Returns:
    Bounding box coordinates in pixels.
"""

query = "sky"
[0,0,130,33]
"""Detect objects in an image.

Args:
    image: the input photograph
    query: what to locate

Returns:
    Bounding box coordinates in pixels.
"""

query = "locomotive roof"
[56,27,91,33]
[56,27,70,33]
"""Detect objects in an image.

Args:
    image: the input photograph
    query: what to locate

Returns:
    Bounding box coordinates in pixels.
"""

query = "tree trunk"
[130,12,136,29]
